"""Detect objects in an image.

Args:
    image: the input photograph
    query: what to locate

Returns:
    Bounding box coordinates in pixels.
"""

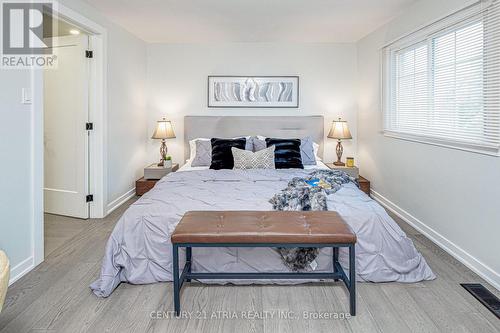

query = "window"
[383,0,500,154]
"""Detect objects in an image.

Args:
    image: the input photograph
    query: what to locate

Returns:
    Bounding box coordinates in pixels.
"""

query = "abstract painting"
[208,76,299,108]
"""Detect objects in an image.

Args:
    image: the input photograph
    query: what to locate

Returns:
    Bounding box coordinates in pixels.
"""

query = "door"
[44,34,90,219]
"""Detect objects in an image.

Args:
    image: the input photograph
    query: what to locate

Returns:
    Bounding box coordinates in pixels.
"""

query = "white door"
[44,35,90,219]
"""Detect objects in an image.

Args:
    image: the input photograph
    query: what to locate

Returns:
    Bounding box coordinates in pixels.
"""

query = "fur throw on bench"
[269,169,355,271]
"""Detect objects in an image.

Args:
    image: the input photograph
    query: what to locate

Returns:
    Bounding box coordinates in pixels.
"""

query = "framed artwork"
[208,76,299,108]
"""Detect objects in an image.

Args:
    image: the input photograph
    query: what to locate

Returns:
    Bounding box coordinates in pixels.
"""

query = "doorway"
[42,14,94,257]
[31,3,106,268]
[44,28,91,219]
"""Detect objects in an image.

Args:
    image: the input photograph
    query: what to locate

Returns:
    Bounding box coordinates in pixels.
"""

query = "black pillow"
[265,138,304,169]
[210,138,247,170]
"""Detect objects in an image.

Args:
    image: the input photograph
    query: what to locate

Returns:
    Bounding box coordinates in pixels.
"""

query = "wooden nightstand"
[358,176,371,196]
[325,163,370,196]
[136,163,179,196]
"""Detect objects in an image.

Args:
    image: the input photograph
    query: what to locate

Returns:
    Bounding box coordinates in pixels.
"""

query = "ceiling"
[82,0,418,43]
[43,13,88,38]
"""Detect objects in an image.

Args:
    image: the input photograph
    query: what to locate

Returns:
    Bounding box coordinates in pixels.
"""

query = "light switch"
[22,88,32,104]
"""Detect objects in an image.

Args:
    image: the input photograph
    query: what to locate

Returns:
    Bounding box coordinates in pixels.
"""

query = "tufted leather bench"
[171,211,357,316]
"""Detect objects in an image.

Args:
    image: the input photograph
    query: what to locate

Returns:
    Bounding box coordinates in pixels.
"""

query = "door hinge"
[86,194,94,203]
[86,122,93,131]
[85,50,93,58]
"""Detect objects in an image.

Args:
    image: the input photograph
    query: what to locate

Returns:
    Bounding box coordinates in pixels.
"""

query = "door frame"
[32,3,108,265]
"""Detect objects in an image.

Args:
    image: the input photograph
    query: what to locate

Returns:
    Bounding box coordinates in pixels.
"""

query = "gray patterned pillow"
[191,139,212,166]
[232,145,275,169]
[251,136,267,152]
[300,136,316,165]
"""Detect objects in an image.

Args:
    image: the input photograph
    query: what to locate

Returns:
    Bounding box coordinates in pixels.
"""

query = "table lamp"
[151,118,176,166]
[328,118,352,166]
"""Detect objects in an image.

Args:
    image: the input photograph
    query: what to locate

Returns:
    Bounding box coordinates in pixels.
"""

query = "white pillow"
[232,145,275,169]
[189,138,210,161]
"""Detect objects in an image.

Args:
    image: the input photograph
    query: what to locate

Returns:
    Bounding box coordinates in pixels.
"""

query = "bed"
[91,116,435,297]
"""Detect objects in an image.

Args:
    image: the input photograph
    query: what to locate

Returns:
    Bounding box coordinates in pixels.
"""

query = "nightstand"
[136,163,179,196]
[358,176,371,196]
[325,164,359,178]
[325,163,370,196]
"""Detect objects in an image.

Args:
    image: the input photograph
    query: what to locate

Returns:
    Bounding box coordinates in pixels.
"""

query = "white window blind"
[383,0,500,154]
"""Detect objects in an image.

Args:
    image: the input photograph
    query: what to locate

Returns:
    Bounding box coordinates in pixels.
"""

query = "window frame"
[382,10,500,156]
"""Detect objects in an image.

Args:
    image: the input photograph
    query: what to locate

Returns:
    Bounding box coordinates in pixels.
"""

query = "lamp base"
[158,139,167,167]
[334,140,345,167]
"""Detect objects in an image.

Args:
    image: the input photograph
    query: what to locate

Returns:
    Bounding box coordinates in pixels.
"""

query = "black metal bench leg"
[186,247,192,282]
[173,244,180,316]
[349,244,356,316]
[333,247,339,281]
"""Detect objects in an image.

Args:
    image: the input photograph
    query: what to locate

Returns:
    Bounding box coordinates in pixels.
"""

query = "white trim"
[106,188,136,215]
[31,67,44,267]
[87,32,107,219]
[8,256,34,286]
[381,0,482,49]
[371,189,500,291]
[383,131,500,157]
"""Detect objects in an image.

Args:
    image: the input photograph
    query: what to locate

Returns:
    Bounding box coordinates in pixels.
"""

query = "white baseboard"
[8,256,34,286]
[105,187,136,216]
[371,189,500,291]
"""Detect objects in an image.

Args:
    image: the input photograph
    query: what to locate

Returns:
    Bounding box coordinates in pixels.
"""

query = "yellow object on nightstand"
[346,157,354,168]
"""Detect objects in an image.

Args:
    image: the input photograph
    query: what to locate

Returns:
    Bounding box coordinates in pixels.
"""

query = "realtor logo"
[2,1,52,54]
[1,1,56,68]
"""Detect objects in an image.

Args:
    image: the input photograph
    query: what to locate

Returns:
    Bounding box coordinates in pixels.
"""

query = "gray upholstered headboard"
[184,116,324,161]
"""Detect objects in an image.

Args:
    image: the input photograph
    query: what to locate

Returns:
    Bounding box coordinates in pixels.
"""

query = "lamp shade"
[151,118,176,139]
[328,118,352,140]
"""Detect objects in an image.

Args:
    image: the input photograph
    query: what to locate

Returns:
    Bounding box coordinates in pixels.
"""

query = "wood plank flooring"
[44,213,89,257]
[0,198,498,333]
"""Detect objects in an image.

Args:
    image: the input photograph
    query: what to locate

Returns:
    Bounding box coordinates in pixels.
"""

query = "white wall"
[0,0,148,284]
[357,0,500,289]
[146,43,358,165]
[0,70,34,282]
[105,22,147,211]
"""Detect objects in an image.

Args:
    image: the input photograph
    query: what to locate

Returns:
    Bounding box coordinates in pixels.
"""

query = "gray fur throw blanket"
[269,170,355,271]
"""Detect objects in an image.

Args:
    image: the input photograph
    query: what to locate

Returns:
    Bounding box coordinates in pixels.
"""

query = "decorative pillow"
[189,138,209,161]
[242,136,253,151]
[265,138,304,169]
[252,136,267,152]
[300,136,317,165]
[210,138,247,170]
[232,145,275,169]
[190,136,252,166]
[255,136,316,165]
[191,139,212,166]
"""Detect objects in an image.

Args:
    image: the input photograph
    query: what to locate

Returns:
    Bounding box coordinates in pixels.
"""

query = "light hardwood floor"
[0,198,499,333]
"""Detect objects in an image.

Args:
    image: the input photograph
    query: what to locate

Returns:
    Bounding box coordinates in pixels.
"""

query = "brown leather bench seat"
[171,211,357,244]
[170,210,357,317]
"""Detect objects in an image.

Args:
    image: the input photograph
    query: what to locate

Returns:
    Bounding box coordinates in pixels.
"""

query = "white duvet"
[91,168,435,297]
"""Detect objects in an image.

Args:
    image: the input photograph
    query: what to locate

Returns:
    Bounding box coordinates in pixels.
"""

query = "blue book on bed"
[305,178,320,187]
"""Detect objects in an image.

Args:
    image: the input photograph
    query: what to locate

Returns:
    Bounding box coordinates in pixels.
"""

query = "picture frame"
[208,76,299,108]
